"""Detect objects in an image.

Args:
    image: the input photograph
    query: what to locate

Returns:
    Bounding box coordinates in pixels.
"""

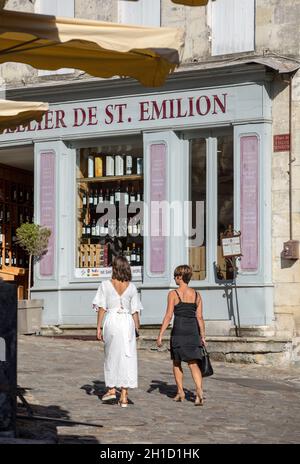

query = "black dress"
[170,290,204,364]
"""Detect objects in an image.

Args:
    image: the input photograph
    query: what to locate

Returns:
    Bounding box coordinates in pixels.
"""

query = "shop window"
[210,0,255,56]
[35,0,75,76]
[216,134,234,280]
[118,0,161,27]
[188,138,206,281]
[76,141,144,279]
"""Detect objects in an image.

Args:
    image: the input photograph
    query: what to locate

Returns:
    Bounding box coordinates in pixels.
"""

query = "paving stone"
[14,335,300,444]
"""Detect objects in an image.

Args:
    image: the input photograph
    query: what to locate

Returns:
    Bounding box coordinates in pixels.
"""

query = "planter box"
[18,300,43,335]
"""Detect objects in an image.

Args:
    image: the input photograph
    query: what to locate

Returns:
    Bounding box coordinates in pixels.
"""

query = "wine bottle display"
[126,155,133,175]
[106,156,115,176]
[88,155,94,178]
[95,155,103,177]
[115,155,124,176]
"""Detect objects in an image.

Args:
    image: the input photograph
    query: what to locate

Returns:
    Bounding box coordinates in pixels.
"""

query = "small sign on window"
[221,234,242,257]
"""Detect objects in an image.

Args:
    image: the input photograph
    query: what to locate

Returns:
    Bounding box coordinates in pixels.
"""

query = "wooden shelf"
[77,175,143,183]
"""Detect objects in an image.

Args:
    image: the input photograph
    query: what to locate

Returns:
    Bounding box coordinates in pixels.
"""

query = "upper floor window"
[118,0,161,27]
[35,0,74,18]
[35,0,75,75]
[210,0,255,55]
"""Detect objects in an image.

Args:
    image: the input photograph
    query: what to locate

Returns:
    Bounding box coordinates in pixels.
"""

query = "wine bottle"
[136,157,143,175]
[129,185,135,203]
[136,247,141,265]
[125,246,131,263]
[106,155,114,176]
[18,185,24,203]
[98,188,104,204]
[105,188,110,202]
[82,191,87,208]
[95,155,103,177]
[124,185,129,206]
[126,155,133,175]
[93,188,98,208]
[0,224,3,247]
[5,247,10,266]
[115,183,121,204]
[110,188,115,205]
[12,184,17,202]
[88,155,94,178]
[86,221,91,238]
[6,208,10,223]
[130,243,136,265]
[91,218,97,237]
[89,189,94,209]
[115,155,124,176]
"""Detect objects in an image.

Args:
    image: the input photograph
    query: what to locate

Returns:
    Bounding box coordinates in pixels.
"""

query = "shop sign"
[273,134,290,152]
[74,266,142,279]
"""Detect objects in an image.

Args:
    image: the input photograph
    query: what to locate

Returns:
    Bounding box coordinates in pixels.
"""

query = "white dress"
[92,280,143,389]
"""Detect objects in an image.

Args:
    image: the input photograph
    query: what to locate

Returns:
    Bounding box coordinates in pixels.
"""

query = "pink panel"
[240,136,259,271]
[150,144,167,274]
[40,151,56,277]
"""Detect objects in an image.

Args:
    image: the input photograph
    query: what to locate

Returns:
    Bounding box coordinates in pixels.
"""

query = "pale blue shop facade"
[0,64,273,332]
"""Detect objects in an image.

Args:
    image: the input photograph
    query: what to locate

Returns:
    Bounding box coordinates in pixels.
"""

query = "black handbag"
[199,345,214,377]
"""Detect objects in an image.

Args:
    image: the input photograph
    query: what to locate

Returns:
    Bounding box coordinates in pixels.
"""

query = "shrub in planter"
[16,223,51,334]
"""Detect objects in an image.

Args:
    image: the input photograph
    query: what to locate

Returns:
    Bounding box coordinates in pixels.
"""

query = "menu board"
[150,143,167,274]
[40,151,56,277]
[221,235,242,257]
[240,136,259,271]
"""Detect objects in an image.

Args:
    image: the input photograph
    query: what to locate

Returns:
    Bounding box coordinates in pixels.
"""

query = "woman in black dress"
[157,265,206,405]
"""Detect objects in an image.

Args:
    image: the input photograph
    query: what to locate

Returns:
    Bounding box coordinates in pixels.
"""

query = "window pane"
[217,134,234,280]
[189,138,206,281]
[76,140,144,276]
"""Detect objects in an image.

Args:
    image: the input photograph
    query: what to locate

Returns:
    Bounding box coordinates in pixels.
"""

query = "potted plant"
[16,223,51,334]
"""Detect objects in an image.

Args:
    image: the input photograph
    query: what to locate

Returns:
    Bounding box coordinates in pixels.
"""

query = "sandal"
[173,393,185,402]
[118,398,128,408]
[102,391,116,402]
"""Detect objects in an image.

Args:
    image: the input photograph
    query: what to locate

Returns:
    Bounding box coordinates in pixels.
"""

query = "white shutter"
[35,0,75,75]
[36,0,74,17]
[211,0,255,56]
[118,0,161,27]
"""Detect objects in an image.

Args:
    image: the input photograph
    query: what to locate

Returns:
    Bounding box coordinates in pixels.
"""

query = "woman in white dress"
[92,256,143,407]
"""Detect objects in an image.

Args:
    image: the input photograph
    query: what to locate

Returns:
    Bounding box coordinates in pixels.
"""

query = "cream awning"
[171,0,208,5]
[0,9,184,87]
[0,99,48,133]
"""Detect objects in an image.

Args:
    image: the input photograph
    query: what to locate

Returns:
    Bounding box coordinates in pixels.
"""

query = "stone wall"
[271,70,300,338]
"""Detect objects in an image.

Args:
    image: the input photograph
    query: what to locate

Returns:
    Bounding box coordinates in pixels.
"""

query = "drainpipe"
[288,74,295,241]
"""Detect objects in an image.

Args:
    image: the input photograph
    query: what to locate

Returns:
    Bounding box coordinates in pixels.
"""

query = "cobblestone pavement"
[15,335,300,444]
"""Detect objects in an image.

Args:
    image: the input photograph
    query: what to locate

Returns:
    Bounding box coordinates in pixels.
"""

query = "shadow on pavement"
[16,386,101,444]
[147,380,196,402]
[81,380,135,405]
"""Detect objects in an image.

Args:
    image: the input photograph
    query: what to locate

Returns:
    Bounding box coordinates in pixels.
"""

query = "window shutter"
[118,0,161,27]
[211,0,255,56]
[35,0,75,75]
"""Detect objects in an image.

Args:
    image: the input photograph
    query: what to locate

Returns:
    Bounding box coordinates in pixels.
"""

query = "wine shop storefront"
[0,63,275,335]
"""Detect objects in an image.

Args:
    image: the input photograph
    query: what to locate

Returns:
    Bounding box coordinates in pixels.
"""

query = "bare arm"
[196,292,207,346]
[96,308,106,341]
[132,312,140,331]
[156,291,176,346]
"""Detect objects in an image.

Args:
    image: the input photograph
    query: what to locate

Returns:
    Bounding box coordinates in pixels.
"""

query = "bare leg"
[120,387,128,404]
[107,387,116,395]
[188,360,203,405]
[173,361,185,400]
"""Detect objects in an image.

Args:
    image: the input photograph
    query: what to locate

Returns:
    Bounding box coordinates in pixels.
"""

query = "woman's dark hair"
[174,264,193,284]
[112,255,132,282]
